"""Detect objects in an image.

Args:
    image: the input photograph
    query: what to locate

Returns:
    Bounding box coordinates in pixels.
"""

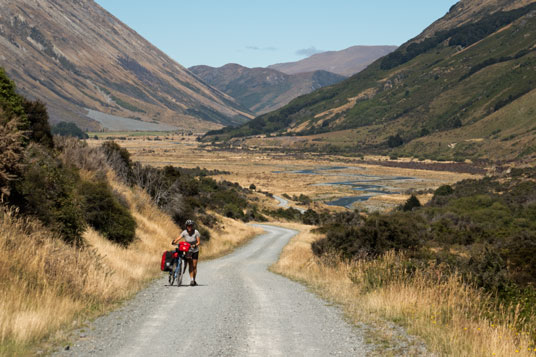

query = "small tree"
[249,183,256,191]
[23,99,54,148]
[387,134,404,148]
[402,195,421,211]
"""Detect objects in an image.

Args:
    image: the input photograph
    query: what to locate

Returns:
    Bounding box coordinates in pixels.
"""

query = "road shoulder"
[270,222,431,356]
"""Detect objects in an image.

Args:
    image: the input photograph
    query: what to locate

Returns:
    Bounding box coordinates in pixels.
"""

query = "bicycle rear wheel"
[169,261,177,286]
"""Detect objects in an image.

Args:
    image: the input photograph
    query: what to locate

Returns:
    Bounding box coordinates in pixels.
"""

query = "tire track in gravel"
[55,225,372,356]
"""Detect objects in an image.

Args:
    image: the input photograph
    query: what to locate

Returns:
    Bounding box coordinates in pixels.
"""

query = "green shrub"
[198,225,211,242]
[264,207,303,222]
[102,141,134,185]
[223,203,244,219]
[313,213,424,258]
[296,194,312,205]
[14,144,86,245]
[0,67,27,128]
[387,134,403,148]
[0,117,25,198]
[243,207,267,222]
[434,185,454,197]
[80,180,136,246]
[302,209,320,225]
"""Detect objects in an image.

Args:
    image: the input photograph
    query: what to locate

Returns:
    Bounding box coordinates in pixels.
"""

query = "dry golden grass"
[271,226,536,356]
[0,170,261,355]
[0,177,178,354]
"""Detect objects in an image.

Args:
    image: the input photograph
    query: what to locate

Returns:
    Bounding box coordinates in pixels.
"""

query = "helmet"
[185,219,195,227]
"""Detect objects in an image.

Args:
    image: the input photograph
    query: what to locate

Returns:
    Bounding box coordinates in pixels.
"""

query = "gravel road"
[55,225,371,356]
[273,195,306,213]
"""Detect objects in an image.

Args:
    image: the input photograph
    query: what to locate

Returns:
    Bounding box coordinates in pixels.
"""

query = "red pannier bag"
[178,242,191,252]
[161,251,174,271]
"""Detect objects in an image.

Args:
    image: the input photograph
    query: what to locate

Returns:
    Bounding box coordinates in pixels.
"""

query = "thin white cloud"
[246,46,277,51]
[296,46,324,57]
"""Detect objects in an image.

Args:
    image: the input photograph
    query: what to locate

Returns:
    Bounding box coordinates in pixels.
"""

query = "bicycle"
[169,242,191,286]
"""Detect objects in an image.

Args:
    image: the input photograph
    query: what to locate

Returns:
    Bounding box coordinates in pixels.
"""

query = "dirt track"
[55,225,371,356]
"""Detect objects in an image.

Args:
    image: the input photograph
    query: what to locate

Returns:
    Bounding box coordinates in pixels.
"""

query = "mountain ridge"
[189,63,346,115]
[0,0,253,131]
[268,45,397,77]
[204,0,536,163]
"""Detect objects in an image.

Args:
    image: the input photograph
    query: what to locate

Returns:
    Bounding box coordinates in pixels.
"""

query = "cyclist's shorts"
[189,251,199,260]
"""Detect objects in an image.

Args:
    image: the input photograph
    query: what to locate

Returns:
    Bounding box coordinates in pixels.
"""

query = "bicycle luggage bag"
[178,242,191,252]
[161,251,174,272]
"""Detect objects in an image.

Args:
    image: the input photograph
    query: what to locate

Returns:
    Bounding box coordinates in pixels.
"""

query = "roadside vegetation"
[273,168,536,356]
[0,68,260,354]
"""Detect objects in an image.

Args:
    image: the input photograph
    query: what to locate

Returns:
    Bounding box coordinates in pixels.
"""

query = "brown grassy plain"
[87,134,480,213]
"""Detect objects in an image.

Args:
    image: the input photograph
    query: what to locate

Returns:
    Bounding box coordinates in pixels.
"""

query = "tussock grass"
[0,176,178,354]
[0,173,261,355]
[272,226,536,356]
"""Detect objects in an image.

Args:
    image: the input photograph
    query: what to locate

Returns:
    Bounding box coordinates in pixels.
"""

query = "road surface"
[56,225,371,356]
[273,195,306,213]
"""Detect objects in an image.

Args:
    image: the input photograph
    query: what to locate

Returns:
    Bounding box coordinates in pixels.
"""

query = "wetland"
[87,134,481,213]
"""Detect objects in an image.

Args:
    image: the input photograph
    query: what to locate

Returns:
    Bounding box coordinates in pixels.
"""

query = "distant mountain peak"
[268,45,398,77]
[189,64,346,115]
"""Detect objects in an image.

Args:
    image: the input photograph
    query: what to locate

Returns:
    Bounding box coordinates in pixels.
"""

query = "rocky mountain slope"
[189,64,346,115]
[0,0,252,131]
[268,45,397,77]
[206,0,536,163]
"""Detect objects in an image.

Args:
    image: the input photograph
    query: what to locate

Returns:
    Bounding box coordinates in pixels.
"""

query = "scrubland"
[0,175,259,355]
[272,225,536,356]
[0,177,177,354]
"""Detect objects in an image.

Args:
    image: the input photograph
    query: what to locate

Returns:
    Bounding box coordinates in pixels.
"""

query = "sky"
[95,0,458,69]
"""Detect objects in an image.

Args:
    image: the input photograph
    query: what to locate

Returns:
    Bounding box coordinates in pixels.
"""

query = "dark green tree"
[52,121,88,139]
[22,99,54,148]
[402,195,421,211]
[387,134,404,148]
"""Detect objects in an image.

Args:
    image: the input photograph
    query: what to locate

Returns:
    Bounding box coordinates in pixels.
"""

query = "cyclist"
[172,219,201,286]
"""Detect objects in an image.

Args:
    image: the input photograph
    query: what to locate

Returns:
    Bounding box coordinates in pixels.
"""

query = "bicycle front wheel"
[177,258,185,287]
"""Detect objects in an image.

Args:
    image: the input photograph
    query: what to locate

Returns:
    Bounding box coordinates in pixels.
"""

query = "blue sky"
[95,0,458,69]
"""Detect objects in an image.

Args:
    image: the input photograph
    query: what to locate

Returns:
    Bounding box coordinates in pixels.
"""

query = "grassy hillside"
[204,1,536,163]
[0,0,252,131]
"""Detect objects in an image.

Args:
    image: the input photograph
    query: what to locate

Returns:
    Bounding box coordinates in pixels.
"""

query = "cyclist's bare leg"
[192,259,198,281]
[188,258,198,281]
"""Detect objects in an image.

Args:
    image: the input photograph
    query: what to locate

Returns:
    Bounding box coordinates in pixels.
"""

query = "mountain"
[0,0,252,132]
[189,64,346,115]
[206,0,536,163]
[268,46,397,77]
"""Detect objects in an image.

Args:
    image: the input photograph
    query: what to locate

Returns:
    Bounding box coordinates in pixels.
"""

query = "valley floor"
[88,134,481,213]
